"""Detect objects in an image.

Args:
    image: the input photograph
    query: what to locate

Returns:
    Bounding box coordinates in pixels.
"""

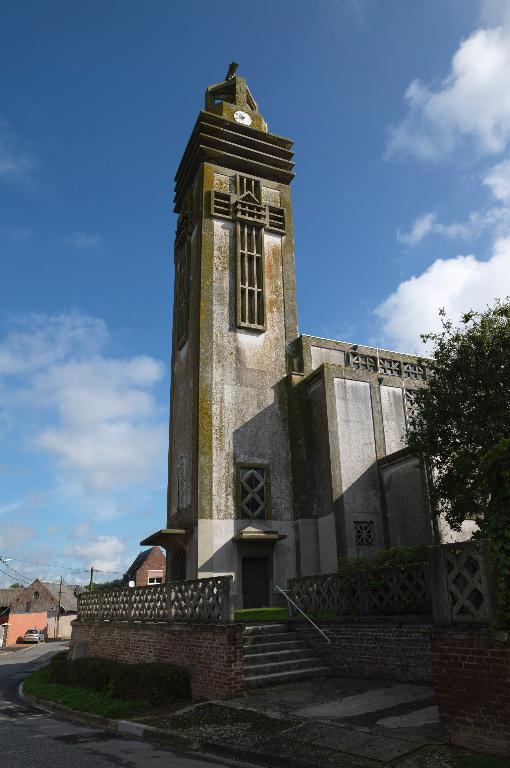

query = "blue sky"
[1,0,510,585]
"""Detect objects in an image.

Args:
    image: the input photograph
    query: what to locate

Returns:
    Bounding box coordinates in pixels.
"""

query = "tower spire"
[204,65,266,132]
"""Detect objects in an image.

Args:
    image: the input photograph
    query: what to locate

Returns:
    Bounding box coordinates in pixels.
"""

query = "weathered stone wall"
[294,618,433,683]
[195,165,298,606]
[70,620,244,700]
[379,452,433,547]
[432,631,510,757]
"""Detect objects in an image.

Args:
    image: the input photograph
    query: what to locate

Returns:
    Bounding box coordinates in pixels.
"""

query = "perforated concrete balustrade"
[289,540,496,627]
[77,576,233,624]
[289,563,431,618]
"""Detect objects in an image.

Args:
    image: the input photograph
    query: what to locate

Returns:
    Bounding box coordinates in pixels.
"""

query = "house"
[141,66,436,609]
[2,579,77,645]
[123,547,166,587]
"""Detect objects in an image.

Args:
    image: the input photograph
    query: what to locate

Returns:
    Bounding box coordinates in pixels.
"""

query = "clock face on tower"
[233,110,252,126]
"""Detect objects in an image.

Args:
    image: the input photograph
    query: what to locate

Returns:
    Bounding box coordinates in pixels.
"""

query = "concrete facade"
[142,67,435,607]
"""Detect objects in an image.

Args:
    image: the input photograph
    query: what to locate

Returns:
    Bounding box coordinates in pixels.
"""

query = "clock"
[233,110,252,126]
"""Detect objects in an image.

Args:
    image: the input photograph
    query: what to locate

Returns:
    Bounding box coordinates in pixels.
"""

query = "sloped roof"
[42,582,77,613]
[0,587,24,610]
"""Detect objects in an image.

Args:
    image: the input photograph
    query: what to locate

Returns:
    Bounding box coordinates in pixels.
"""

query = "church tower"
[143,65,299,608]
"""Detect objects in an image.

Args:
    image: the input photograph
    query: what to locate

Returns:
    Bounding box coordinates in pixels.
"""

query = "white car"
[22,629,45,644]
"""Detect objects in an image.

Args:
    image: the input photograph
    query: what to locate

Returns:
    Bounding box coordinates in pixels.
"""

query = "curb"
[19,683,310,768]
[18,683,360,768]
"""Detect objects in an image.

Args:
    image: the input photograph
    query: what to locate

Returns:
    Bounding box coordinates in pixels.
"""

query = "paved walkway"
[140,676,467,767]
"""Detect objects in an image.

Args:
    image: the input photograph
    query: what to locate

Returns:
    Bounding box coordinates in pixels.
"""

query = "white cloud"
[67,233,103,250]
[387,25,510,160]
[67,535,125,572]
[0,312,167,492]
[0,521,37,550]
[483,157,510,201]
[397,205,510,246]
[375,237,510,353]
[0,119,37,183]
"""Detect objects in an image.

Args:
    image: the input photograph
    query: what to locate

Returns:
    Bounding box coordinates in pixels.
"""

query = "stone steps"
[242,622,331,689]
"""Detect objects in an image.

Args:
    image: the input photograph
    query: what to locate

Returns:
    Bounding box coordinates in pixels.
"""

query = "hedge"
[48,654,190,705]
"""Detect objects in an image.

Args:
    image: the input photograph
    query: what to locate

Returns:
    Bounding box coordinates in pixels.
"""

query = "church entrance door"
[171,545,186,581]
[242,557,269,608]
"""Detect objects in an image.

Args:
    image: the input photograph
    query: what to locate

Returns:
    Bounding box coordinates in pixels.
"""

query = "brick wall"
[70,620,244,700]
[135,548,166,586]
[294,618,433,682]
[432,631,510,758]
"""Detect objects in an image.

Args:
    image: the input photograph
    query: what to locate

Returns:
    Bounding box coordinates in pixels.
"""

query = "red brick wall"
[135,548,166,587]
[70,620,244,700]
[295,618,433,682]
[432,631,510,758]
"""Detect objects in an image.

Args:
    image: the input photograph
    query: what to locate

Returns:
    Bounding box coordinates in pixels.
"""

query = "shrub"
[109,662,190,705]
[47,657,190,706]
[339,544,428,573]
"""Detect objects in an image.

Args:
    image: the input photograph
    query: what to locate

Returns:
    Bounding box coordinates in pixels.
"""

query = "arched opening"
[171,545,186,582]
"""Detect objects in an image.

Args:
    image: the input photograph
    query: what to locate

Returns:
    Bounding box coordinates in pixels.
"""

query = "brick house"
[123,547,166,587]
[1,579,78,644]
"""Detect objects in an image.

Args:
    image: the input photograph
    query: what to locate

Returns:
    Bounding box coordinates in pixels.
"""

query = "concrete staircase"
[243,622,331,689]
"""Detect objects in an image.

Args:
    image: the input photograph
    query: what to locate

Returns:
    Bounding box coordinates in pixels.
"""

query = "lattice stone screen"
[289,563,431,617]
[427,539,495,626]
[77,576,233,624]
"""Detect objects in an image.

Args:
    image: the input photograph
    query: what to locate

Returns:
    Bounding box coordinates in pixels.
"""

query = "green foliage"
[48,656,191,706]
[339,545,427,573]
[9,582,23,588]
[407,300,510,532]
[24,667,145,719]
[234,607,288,622]
[478,438,510,628]
[455,756,510,768]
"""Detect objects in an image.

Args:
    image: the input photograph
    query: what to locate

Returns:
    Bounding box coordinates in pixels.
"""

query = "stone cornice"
[174,112,294,212]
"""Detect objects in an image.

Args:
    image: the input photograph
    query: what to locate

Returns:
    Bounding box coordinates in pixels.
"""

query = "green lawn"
[23,667,148,719]
[234,607,289,622]
[455,757,510,768]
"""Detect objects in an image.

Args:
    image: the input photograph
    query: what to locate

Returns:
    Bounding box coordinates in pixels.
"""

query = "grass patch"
[234,607,289,622]
[23,667,147,719]
[455,757,510,768]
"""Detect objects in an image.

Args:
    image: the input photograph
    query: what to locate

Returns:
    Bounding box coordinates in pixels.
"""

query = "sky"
[1,0,510,586]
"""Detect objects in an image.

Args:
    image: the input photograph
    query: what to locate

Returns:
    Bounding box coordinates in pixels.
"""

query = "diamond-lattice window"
[238,467,267,519]
[354,520,375,547]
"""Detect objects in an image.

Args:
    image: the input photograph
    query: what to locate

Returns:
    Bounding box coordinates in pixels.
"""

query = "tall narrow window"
[237,223,265,329]
[174,235,190,349]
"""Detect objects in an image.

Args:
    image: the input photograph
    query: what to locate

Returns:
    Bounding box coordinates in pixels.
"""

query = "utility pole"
[89,566,94,591]
[56,576,63,638]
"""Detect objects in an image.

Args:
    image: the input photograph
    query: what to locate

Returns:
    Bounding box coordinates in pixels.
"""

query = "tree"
[9,582,23,588]
[408,300,510,532]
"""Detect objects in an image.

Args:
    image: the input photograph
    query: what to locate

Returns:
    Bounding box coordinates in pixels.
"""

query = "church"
[141,66,435,609]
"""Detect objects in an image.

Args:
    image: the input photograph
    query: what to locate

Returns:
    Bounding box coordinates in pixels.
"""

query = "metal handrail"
[274,586,331,644]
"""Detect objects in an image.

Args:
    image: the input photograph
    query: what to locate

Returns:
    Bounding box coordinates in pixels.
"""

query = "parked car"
[21,629,45,644]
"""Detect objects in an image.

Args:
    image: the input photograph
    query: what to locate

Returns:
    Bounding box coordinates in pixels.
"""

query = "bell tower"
[143,65,298,608]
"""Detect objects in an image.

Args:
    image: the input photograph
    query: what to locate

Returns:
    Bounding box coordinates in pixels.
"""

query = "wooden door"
[242,557,269,608]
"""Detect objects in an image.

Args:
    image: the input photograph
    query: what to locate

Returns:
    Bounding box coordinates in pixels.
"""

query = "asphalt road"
[0,642,244,768]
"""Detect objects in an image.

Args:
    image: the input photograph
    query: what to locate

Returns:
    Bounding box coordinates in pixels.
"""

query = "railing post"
[223,575,234,623]
[358,572,369,615]
[98,591,104,622]
[427,544,452,626]
[127,588,133,622]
